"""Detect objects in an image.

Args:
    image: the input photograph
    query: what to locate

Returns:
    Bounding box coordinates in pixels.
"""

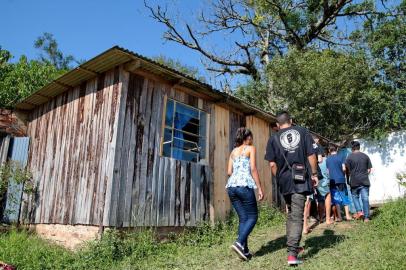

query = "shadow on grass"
[254,229,346,258]
[305,229,346,258]
[254,235,286,257]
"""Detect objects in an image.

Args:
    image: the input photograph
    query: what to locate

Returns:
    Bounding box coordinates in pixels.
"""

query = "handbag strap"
[274,132,292,170]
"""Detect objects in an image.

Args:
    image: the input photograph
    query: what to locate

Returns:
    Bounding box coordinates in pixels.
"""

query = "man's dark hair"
[351,141,361,151]
[276,111,291,125]
[328,144,337,153]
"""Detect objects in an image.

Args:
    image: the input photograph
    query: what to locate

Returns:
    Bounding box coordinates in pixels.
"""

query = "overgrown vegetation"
[147,0,406,142]
[0,161,34,218]
[0,33,77,108]
[0,205,283,270]
[1,199,406,269]
[237,49,400,142]
[396,166,406,188]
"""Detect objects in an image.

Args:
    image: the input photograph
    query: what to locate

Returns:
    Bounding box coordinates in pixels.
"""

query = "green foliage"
[237,49,399,142]
[0,230,75,270]
[396,165,406,188]
[153,55,206,82]
[174,203,284,247]
[372,197,406,232]
[247,0,376,49]
[34,32,77,71]
[0,50,62,108]
[2,199,406,269]
[306,198,406,270]
[177,221,235,247]
[356,1,406,88]
[0,161,34,211]
[0,161,34,197]
[75,229,160,267]
[256,203,285,228]
[350,1,406,130]
[0,204,284,269]
[235,1,406,142]
[234,79,271,111]
[0,33,75,108]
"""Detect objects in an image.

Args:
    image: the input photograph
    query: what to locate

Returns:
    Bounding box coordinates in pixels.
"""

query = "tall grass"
[306,197,406,270]
[0,204,284,270]
[3,200,405,270]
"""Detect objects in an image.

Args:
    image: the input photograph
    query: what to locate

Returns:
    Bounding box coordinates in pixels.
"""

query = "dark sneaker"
[288,255,303,266]
[231,242,248,261]
[244,252,253,260]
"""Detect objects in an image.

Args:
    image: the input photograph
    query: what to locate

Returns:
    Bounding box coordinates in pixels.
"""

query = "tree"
[237,49,397,142]
[34,32,77,71]
[145,0,384,80]
[153,54,206,82]
[352,0,405,90]
[351,0,406,130]
[0,49,61,108]
[0,33,74,108]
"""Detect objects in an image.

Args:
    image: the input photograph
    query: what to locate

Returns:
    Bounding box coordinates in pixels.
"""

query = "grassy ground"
[1,199,405,270]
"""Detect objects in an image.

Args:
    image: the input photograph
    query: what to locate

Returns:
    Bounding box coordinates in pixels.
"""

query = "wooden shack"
[10,47,327,238]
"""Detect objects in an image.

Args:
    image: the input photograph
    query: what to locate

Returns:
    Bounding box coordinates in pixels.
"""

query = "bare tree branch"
[144,0,260,79]
[144,0,395,81]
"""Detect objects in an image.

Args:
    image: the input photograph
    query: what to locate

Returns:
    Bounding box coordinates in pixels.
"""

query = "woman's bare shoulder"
[230,147,238,158]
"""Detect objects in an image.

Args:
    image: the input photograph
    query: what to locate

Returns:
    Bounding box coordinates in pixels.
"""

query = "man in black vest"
[265,111,319,266]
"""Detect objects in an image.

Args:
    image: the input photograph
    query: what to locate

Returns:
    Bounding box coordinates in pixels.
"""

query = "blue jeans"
[351,186,370,218]
[227,186,258,252]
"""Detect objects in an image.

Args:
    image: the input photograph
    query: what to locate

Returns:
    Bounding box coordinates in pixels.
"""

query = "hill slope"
[1,199,405,269]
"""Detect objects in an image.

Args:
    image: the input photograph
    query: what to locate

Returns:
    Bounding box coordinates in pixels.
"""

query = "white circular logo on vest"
[280,130,301,152]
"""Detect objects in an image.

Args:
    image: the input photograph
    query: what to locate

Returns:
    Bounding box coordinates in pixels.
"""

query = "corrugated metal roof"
[14,46,331,142]
[15,46,276,117]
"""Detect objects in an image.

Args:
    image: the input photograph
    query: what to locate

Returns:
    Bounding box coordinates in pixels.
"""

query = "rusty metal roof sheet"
[15,46,331,142]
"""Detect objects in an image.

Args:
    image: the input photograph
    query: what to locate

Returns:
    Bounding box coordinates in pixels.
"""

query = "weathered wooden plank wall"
[212,105,231,220]
[17,63,274,226]
[229,110,246,151]
[212,109,275,221]
[20,67,124,225]
[0,133,11,220]
[246,116,273,205]
[0,133,10,165]
[109,71,212,227]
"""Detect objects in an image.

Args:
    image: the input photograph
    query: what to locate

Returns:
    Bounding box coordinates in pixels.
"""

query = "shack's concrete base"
[29,224,100,249]
[27,224,191,250]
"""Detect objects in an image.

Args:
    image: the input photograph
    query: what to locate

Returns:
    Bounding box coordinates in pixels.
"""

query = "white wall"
[359,131,406,205]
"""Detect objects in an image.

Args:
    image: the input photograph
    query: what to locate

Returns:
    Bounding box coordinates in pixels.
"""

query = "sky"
[1,0,223,84]
[0,0,394,89]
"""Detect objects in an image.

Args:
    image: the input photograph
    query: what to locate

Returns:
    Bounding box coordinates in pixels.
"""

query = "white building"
[359,131,406,205]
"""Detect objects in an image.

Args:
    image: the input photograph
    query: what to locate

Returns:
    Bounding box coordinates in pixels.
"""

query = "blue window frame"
[162,98,207,162]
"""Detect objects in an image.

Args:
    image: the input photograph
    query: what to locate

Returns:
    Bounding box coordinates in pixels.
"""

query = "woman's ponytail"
[234,127,253,147]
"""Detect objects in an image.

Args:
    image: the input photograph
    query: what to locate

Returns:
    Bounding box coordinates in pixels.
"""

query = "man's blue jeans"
[227,186,258,252]
[351,186,370,218]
